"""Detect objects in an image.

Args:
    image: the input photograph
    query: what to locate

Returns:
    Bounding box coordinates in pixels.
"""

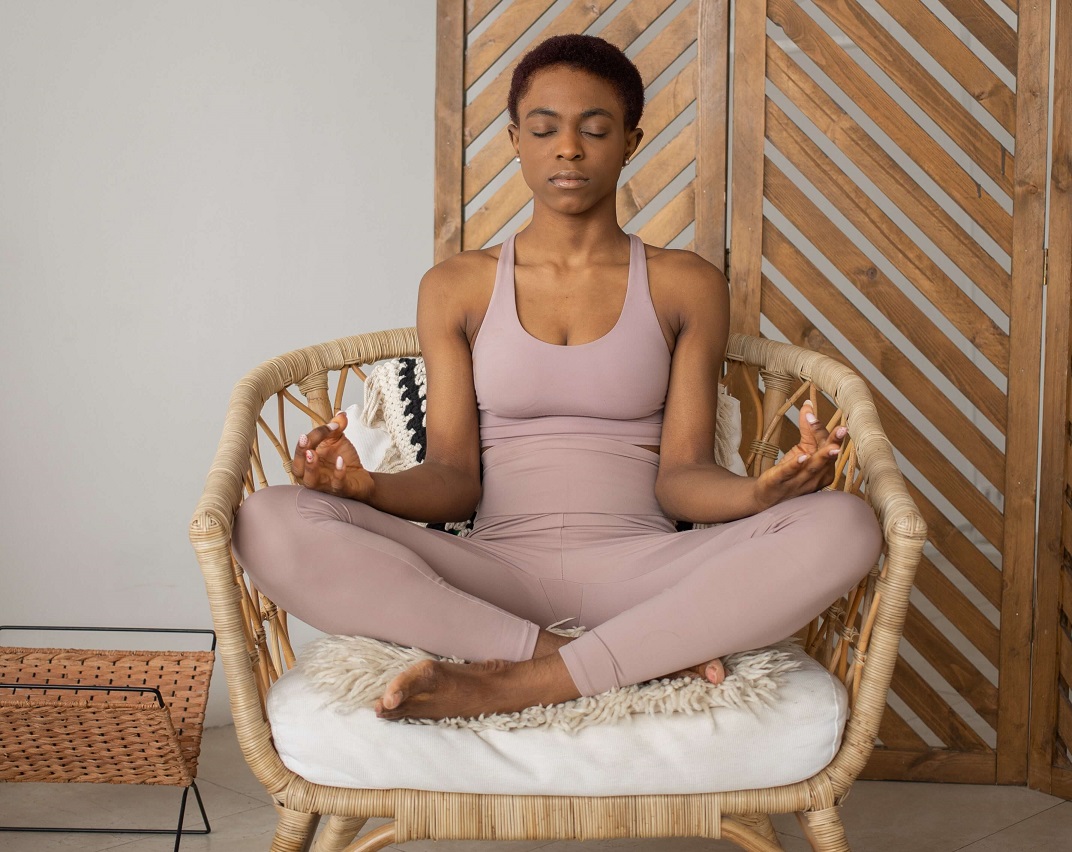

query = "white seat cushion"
[267,645,847,796]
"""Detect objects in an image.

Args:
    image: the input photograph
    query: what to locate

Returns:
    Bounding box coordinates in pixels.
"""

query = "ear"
[508,123,521,157]
[626,126,644,160]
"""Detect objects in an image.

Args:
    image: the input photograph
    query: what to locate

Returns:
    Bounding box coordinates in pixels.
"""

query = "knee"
[813,491,883,581]
[232,485,303,578]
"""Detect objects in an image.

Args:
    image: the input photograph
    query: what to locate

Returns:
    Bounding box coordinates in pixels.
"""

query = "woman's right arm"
[293,259,484,523]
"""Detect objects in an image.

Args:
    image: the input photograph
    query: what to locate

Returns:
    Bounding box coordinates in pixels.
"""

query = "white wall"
[0,1,436,725]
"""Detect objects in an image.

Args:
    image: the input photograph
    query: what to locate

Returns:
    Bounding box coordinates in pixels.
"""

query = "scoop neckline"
[508,233,638,349]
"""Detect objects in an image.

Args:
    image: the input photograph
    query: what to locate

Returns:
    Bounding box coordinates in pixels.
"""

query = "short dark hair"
[507,34,645,131]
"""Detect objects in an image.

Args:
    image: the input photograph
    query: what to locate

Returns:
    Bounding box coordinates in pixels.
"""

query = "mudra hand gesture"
[292,412,374,501]
[753,400,847,508]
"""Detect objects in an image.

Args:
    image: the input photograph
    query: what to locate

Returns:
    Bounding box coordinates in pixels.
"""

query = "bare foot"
[663,658,726,686]
[375,653,580,721]
[532,629,571,658]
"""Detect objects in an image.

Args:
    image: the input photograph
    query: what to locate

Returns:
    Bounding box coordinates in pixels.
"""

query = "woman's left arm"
[653,253,846,524]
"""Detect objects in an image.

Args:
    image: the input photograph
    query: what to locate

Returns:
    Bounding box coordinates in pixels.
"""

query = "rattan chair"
[189,326,925,852]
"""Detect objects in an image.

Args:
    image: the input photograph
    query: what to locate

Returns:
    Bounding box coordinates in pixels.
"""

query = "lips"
[549,171,589,188]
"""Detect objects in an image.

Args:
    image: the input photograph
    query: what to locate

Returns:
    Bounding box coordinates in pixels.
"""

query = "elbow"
[454,479,482,521]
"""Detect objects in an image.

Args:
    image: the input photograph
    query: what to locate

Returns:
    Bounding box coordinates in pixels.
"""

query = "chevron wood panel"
[438,0,728,263]
[732,0,1052,784]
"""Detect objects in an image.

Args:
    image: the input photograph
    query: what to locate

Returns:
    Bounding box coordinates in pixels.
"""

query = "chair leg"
[734,813,780,843]
[342,822,397,852]
[797,807,850,852]
[313,816,368,852]
[270,806,321,852]
[720,817,785,852]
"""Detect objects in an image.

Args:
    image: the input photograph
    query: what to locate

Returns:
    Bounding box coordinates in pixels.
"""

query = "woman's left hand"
[753,400,847,509]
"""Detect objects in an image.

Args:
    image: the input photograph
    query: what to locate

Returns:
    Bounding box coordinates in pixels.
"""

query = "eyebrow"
[524,107,616,120]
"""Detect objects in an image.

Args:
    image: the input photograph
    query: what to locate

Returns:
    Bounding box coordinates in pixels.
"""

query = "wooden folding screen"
[434,0,1056,786]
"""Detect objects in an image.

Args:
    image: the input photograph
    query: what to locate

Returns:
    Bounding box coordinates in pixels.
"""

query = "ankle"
[532,629,571,659]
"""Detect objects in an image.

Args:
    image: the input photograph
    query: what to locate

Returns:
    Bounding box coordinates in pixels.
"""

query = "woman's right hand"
[291,411,375,502]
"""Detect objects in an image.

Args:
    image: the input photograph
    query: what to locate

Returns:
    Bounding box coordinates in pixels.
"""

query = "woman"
[233,34,881,722]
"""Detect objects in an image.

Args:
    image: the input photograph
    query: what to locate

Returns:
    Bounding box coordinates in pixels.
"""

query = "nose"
[556,129,584,160]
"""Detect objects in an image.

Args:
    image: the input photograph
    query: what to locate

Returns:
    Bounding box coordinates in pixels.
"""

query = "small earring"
[624,158,631,165]
[514,156,520,163]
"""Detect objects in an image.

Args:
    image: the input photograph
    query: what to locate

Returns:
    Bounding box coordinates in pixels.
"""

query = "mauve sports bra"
[472,233,672,447]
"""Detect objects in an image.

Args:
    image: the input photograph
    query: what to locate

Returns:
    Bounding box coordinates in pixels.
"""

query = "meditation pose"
[233,34,882,721]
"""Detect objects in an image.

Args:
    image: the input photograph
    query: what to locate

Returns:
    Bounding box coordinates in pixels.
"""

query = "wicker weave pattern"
[189,328,925,851]
[0,647,214,785]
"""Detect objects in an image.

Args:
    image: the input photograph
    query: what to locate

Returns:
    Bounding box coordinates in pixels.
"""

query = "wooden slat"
[617,121,697,224]
[762,279,1007,549]
[1030,0,1072,795]
[862,749,996,783]
[812,0,1013,197]
[597,0,678,48]
[765,97,1011,358]
[464,0,557,88]
[997,0,1051,787]
[628,0,698,86]
[463,0,620,144]
[903,604,999,729]
[905,481,1003,610]
[637,181,695,245]
[890,656,992,752]
[464,169,530,250]
[727,0,767,334]
[878,704,929,751]
[466,0,503,34]
[767,0,1014,254]
[873,0,1016,135]
[766,39,1012,294]
[913,555,1002,670]
[435,0,466,264]
[764,165,1009,439]
[695,0,730,269]
[630,59,697,160]
[934,0,1019,75]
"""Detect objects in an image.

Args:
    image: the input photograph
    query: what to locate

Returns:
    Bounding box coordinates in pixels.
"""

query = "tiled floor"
[2,726,1070,851]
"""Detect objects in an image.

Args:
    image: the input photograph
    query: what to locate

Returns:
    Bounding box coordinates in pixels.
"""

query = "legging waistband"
[477,435,666,519]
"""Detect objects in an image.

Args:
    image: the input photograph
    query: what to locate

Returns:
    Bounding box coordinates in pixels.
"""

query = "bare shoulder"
[644,245,729,324]
[417,246,501,341]
[419,247,499,302]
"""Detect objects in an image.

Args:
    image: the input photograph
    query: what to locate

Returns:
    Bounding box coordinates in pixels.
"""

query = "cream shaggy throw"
[297,632,801,733]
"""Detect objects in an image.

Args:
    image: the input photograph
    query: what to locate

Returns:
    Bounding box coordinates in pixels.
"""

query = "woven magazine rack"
[190,327,926,852]
[0,626,216,851]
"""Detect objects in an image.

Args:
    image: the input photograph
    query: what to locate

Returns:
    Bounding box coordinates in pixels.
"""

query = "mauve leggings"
[232,435,882,696]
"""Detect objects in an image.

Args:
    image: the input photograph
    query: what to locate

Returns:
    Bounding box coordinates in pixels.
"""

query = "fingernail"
[798,454,809,464]
[306,450,314,463]
[829,448,840,457]
[836,426,847,439]
[298,434,308,447]
[806,413,819,425]
[803,400,812,408]
[335,456,344,470]
[327,422,339,431]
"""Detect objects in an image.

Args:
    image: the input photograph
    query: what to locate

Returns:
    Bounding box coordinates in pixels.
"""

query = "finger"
[330,454,347,493]
[301,448,322,488]
[800,400,830,447]
[292,433,309,478]
[304,419,344,451]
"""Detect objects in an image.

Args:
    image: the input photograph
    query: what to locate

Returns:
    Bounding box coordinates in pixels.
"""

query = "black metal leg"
[0,781,211,840]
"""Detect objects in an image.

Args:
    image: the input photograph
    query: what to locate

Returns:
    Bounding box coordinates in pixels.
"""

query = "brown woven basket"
[0,647,214,786]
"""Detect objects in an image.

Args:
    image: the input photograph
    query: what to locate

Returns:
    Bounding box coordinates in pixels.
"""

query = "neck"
[519,198,628,265]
